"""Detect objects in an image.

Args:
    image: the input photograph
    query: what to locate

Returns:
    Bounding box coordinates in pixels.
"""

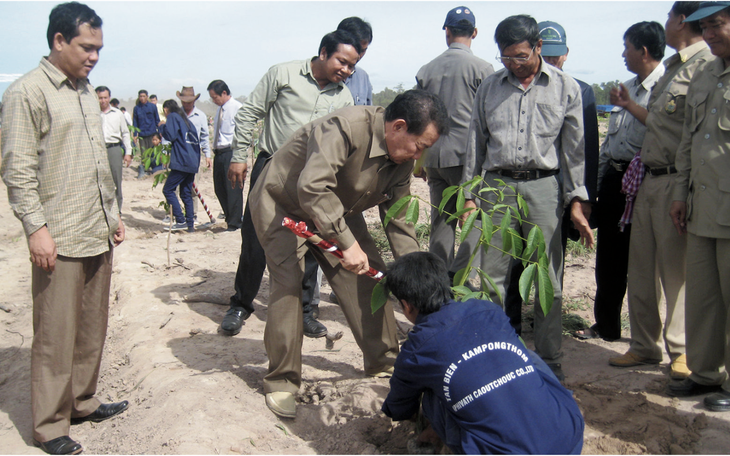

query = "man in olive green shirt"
[219,30,358,339]
[1,3,127,454]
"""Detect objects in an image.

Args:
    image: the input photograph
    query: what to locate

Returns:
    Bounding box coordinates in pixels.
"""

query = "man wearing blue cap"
[415,6,494,285]
[669,1,730,411]
[503,20,600,337]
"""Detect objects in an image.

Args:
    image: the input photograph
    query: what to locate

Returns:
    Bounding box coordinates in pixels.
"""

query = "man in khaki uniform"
[249,90,448,418]
[608,2,711,379]
[1,3,128,454]
[668,1,730,411]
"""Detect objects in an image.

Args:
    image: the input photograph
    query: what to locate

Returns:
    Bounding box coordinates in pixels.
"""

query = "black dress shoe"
[667,378,722,397]
[34,436,82,455]
[220,307,250,336]
[303,314,327,338]
[704,389,730,411]
[547,363,565,382]
[71,400,129,424]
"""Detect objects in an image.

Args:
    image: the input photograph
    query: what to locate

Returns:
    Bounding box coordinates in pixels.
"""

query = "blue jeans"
[163,170,195,227]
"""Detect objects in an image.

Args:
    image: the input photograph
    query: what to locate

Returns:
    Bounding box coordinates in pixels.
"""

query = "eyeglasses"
[496,46,536,64]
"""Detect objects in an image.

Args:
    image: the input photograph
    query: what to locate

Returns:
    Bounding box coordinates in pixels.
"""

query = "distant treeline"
[372,80,624,108]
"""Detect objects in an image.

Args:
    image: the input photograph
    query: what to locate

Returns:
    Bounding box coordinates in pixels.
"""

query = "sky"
[0,0,672,103]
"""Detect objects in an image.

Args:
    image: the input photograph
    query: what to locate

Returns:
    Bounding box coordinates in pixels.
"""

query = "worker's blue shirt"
[133,101,160,137]
[382,299,584,454]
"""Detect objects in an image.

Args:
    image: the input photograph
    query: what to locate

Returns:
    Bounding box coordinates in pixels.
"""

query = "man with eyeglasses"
[461,14,592,381]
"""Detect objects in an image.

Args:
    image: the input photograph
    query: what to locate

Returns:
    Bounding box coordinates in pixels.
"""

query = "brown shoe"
[670,354,691,380]
[609,351,661,367]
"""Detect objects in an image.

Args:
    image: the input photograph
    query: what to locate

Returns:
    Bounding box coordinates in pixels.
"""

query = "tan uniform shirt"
[250,106,419,265]
[1,58,118,257]
[100,106,133,154]
[643,41,712,169]
[232,58,353,162]
[674,56,730,239]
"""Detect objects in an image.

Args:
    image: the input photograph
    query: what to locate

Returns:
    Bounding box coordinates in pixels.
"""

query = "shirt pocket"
[717,89,730,131]
[687,91,709,133]
[717,177,730,226]
[534,103,565,137]
[663,82,688,119]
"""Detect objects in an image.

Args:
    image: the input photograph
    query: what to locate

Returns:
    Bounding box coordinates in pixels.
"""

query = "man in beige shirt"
[249,90,447,419]
[1,3,127,454]
[608,2,711,380]
[96,85,132,211]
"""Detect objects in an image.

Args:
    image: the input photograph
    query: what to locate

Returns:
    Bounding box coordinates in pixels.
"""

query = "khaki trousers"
[626,174,686,360]
[31,251,113,442]
[263,213,399,394]
[478,173,564,362]
[685,234,730,390]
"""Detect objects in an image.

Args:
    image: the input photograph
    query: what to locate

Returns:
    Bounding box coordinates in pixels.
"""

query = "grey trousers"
[31,251,113,442]
[106,144,124,211]
[477,172,564,362]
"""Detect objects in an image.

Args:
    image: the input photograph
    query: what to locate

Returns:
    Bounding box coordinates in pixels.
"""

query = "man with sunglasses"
[461,14,592,381]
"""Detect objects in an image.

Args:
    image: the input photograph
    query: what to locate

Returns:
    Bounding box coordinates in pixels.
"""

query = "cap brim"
[685,5,728,22]
[541,43,568,57]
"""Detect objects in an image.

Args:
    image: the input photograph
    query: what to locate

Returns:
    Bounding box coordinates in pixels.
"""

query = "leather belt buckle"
[511,170,532,180]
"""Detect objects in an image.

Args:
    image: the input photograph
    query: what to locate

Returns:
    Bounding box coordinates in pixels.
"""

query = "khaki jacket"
[250,106,419,265]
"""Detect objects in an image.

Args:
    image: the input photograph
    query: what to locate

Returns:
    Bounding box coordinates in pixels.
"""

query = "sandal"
[572,327,600,340]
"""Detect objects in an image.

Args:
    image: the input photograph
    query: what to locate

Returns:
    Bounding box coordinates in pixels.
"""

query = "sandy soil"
[2,160,730,455]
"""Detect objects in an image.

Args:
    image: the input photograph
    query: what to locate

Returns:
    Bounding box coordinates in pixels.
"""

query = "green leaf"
[519,263,537,303]
[405,198,420,224]
[446,207,473,223]
[480,210,494,245]
[383,195,413,227]
[517,194,529,217]
[501,227,512,257]
[452,285,474,298]
[371,281,388,314]
[476,269,502,304]
[438,186,459,213]
[509,227,523,258]
[456,188,466,212]
[523,225,543,264]
[452,267,470,287]
[537,256,554,316]
[509,205,523,225]
[144,158,151,170]
[460,209,478,242]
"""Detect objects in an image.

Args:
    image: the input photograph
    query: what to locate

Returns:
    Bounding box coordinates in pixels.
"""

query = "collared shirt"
[345,67,373,106]
[463,59,588,205]
[382,299,584,454]
[100,106,132,154]
[123,110,132,126]
[1,58,118,257]
[133,101,160,137]
[231,58,354,162]
[186,106,212,157]
[598,63,665,182]
[417,42,494,168]
[156,102,166,122]
[674,56,730,238]
[212,97,242,150]
[642,41,711,169]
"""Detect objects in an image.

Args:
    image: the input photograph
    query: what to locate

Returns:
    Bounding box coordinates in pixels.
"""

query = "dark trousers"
[163,170,195,227]
[213,148,243,230]
[229,151,319,315]
[592,168,631,340]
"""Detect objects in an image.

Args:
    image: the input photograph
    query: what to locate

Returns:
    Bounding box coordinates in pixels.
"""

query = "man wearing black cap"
[461,14,593,381]
[668,1,730,410]
[607,2,710,381]
[503,20,600,336]
[416,6,494,285]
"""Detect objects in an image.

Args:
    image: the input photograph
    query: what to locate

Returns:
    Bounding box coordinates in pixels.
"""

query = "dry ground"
[2,158,730,454]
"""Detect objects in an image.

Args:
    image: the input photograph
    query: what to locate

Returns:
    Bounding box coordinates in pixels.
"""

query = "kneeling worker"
[382,252,584,454]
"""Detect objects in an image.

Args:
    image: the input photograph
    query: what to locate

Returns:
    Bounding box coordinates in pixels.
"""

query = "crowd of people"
[3,0,730,454]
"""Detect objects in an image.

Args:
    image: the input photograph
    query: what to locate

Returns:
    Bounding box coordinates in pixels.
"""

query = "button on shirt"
[463,60,588,205]
[1,58,118,257]
[212,97,243,150]
[674,56,730,238]
[231,58,353,162]
[642,41,711,169]
[187,106,212,157]
[417,42,494,168]
[100,106,132,153]
[598,63,665,182]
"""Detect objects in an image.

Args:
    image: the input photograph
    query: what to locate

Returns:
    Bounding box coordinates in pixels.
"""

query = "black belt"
[213,146,232,155]
[106,142,121,148]
[646,165,677,176]
[494,169,559,180]
[608,159,631,173]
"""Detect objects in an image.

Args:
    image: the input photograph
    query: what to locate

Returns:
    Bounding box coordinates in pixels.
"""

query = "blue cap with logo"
[685,1,730,21]
[538,21,568,57]
[443,6,476,30]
